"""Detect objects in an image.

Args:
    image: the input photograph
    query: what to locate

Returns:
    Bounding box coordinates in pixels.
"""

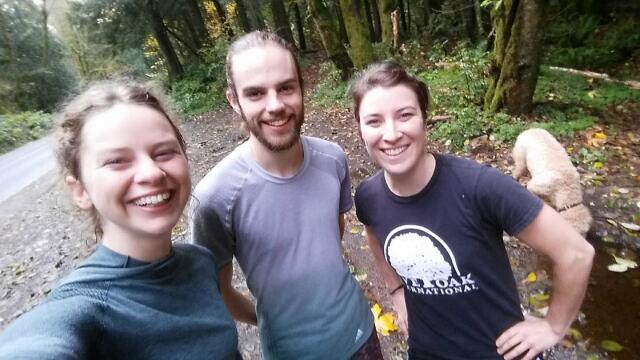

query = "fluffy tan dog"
[512,128,592,237]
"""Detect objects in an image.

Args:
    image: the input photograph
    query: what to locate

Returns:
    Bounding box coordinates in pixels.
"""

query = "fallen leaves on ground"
[607,255,638,273]
[526,272,537,283]
[371,303,399,336]
[600,339,624,352]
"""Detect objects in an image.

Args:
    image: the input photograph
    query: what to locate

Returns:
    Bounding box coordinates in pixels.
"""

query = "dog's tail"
[512,137,527,179]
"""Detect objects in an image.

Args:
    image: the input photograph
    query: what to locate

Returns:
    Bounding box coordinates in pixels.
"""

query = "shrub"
[310,62,350,108]
[535,68,640,110]
[171,41,229,115]
[0,112,52,154]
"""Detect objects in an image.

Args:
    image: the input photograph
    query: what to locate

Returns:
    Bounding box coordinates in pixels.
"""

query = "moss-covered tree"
[270,0,295,46]
[308,0,354,79]
[339,0,375,68]
[484,0,547,114]
[378,0,397,45]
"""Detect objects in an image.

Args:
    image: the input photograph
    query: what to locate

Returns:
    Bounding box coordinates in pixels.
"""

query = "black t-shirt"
[355,154,543,360]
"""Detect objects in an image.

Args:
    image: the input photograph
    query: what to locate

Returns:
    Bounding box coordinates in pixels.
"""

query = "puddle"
[579,244,639,359]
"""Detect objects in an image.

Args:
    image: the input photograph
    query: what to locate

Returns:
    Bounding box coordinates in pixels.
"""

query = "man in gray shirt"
[190,32,379,359]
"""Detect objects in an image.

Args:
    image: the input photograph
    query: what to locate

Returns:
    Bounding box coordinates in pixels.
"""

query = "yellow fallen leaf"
[371,303,382,318]
[350,226,360,234]
[375,312,399,336]
[593,161,604,169]
[600,339,624,352]
[527,272,537,283]
[528,293,550,309]
[608,264,628,272]
[594,132,607,139]
[609,255,638,273]
[371,303,399,336]
[567,328,583,341]
[619,222,640,231]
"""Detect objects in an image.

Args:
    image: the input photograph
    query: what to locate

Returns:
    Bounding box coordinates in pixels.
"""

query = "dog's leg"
[512,140,527,179]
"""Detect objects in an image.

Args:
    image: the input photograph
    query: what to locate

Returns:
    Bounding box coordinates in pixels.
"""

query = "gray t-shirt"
[191,136,373,359]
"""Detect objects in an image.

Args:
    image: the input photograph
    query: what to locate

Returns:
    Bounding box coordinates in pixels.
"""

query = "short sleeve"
[354,184,370,225]
[475,165,543,236]
[189,197,235,268]
[338,151,353,214]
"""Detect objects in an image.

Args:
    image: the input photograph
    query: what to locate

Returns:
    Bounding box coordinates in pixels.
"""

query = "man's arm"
[339,213,346,238]
[218,263,258,325]
[365,226,408,336]
[496,204,594,360]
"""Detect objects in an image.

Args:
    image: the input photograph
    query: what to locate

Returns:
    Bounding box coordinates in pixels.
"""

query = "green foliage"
[416,46,495,148]
[170,42,229,115]
[421,46,488,110]
[0,1,77,113]
[418,43,605,149]
[310,62,350,108]
[0,112,52,154]
[535,68,640,110]
[544,14,640,70]
[429,108,485,148]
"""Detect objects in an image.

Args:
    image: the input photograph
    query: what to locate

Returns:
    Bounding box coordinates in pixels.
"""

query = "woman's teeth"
[135,192,171,206]
[383,145,408,156]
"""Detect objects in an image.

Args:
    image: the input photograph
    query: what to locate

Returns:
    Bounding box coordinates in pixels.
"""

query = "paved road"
[0,135,55,203]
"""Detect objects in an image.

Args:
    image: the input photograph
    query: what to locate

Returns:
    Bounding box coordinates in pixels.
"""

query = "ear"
[226,88,241,115]
[65,175,93,210]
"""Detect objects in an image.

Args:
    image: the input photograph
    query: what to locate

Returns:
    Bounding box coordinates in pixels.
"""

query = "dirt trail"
[1,57,638,358]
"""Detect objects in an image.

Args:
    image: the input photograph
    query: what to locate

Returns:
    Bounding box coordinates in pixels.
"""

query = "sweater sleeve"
[0,295,101,360]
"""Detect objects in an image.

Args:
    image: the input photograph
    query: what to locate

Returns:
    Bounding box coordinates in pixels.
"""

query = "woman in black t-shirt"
[349,61,594,360]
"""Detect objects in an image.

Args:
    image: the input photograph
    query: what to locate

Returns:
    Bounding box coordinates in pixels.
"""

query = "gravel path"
[3,83,634,359]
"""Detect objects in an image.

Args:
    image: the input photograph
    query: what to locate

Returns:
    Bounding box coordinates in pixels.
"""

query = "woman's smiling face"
[70,103,191,245]
[358,85,426,178]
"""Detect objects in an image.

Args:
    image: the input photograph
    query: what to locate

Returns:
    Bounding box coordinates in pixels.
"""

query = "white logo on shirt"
[384,225,479,296]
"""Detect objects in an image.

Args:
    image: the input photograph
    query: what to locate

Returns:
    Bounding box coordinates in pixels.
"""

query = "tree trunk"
[184,0,209,46]
[484,0,547,114]
[270,0,295,46]
[246,0,266,30]
[410,0,429,33]
[235,0,251,32]
[473,0,484,39]
[292,2,306,50]
[211,0,234,37]
[338,0,375,68]
[307,0,354,79]
[370,0,382,42]
[333,1,350,45]
[181,11,202,50]
[42,0,49,66]
[363,0,376,42]
[378,0,396,45]
[145,0,184,82]
[398,0,407,34]
[0,6,18,110]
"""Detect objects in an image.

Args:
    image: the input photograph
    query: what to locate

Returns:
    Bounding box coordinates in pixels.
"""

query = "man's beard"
[240,106,304,152]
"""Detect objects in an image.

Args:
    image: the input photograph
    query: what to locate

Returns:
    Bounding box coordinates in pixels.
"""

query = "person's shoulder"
[304,136,346,158]
[437,153,484,170]
[193,145,248,200]
[173,243,216,263]
[355,170,384,199]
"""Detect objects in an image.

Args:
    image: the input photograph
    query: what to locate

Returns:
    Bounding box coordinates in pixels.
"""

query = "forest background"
[0,0,639,359]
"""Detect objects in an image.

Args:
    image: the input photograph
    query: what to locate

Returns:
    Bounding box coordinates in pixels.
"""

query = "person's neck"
[247,136,304,177]
[100,229,172,263]
[384,152,436,197]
